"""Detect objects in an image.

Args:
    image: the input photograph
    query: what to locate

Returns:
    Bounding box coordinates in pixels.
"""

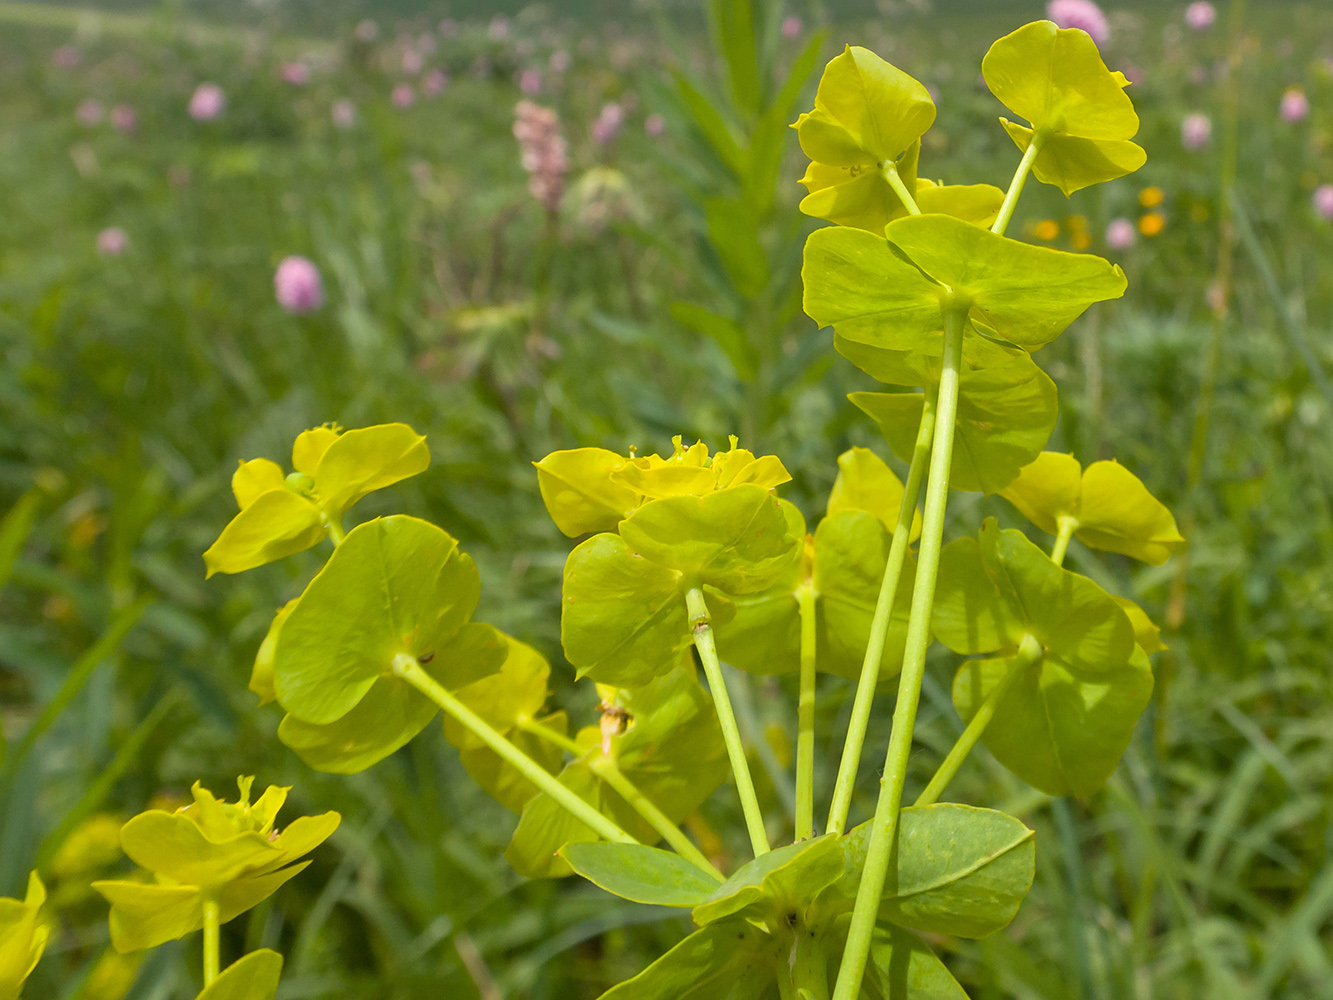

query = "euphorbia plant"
[170,19,1182,1000]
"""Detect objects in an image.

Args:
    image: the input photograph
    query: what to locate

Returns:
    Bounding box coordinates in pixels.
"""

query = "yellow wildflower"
[1033,219,1060,241]
[1138,212,1166,237]
[1138,186,1165,208]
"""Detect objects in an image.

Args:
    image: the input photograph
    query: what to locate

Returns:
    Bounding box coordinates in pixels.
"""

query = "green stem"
[913,634,1043,807]
[686,586,771,857]
[881,162,921,215]
[589,756,724,881]
[323,517,346,547]
[830,304,966,1000]
[519,713,722,880]
[394,656,635,846]
[1050,516,1079,568]
[202,896,221,986]
[826,390,937,836]
[795,580,818,840]
[991,136,1042,237]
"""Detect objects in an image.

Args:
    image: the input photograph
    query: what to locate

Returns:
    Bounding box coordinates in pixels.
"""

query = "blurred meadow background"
[2,0,1333,996]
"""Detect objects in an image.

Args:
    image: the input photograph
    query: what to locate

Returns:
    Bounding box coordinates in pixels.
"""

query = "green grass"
[0,2,1331,998]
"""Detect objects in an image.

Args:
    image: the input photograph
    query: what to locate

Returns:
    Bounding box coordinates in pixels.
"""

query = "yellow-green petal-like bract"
[983,20,1146,195]
[0,872,47,1000]
[195,950,283,1000]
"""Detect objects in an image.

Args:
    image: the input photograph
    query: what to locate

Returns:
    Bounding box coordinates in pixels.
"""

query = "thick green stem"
[202,896,221,986]
[587,756,724,880]
[687,586,771,857]
[826,391,937,836]
[394,656,635,846]
[882,162,921,216]
[830,305,966,1000]
[914,634,1043,807]
[1050,516,1079,568]
[795,580,818,841]
[991,137,1042,237]
[323,517,346,547]
[792,926,831,1000]
[517,716,583,755]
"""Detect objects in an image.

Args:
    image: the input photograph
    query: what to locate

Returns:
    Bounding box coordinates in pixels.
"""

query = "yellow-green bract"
[0,872,47,1000]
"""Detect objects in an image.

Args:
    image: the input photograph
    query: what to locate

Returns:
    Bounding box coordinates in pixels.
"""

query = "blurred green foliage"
[0,1,1331,998]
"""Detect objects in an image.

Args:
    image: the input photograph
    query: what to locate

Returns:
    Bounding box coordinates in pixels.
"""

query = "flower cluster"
[513,100,570,212]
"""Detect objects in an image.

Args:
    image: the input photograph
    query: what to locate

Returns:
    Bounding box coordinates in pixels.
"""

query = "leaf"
[276,622,506,774]
[999,452,1184,564]
[674,71,746,177]
[860,926,969,1000]
[619,485,800,594]
[671,301,758,381]
[311,423,430,519]
[984,20,1146,194]
[693,835,845,926]
[505,766,604,878]
[0,491,40,598]
[795,46,935,167]
[914,179,1006,227]
[1113,595,1166,654]
[953,647,1154,797]
[839,804,1035,938]
[706,197,770,299]
[560,842,720,907]
[708,0,761,119]
[798,141,921,234]
[202,490,323,578]
[884,213,1127,351]
[534,448,640,537]
[561,532,694,687]
[272,516,487,725]
[249,600,295,705]
[195,950,283,1000]
[850,354,1058,495]
[935,520,1152,796]
[597,918,780,1000]
[291,426,340,476]
[827,447,921,541]
[445,636,552,750]
[458,712,567,812]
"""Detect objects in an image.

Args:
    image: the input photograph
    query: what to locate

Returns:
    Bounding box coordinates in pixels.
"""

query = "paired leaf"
[795,45,935,233]
[914,179,1006,227]
[1000,452,1184,564]
[850,352,1058,495]
[559,842,720,908]
[597,918,780,1000]
[935,520,1152,796]
[984,20,1146,194]
[196,950,282,1000]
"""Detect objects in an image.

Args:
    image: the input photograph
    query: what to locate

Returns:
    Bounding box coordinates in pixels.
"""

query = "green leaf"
[458,711,567,812]
[278,623,506,774]
[833,321,1030,390]
[984,20,1146,194]
[798,141,921,234]
[560,532,693,687]
[445,636,552,750]
[914,179,1006,227]
[505,765,603,878]
[195,950,283,1000]
[708,0,762,119]
[706,197,770,299]
[0,490,40,597]
[671,301,758,381]
[674,71,747,177]
[272,516,487,725]
[813,511,913,681]
[534,448,640,538]
[953,647,1154,797]
[850,353,1057,495]
[619,485,800,594]
[693,835,845,926]
[839,804,1035,938]
[884,213,1127,351]
[597,919,780,1000]
[795,46,935,167]
[935,520,1152,796]
[861,926,969,1000]
[999,452,1184,565]
[827,447,921,540]
[559,842,720,907]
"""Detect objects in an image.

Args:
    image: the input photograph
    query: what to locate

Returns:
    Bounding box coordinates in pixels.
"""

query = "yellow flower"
[202,423,429,577]
[1139,212,1166,237]
[0,872,48,1000]
[1033,219,1060,241]
[1138,186,1165,208]
[534,436,791,536]
[92,778,339,953]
